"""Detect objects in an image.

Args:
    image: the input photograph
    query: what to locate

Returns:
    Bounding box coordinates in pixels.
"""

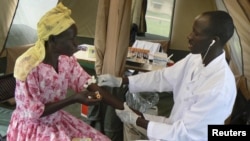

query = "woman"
[7,3,123,141]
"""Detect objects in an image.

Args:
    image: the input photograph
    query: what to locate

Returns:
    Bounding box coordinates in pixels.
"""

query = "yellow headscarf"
[14,2,75,81]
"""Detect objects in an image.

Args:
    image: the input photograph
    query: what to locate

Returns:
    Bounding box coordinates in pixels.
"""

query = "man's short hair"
[203,11,235,45]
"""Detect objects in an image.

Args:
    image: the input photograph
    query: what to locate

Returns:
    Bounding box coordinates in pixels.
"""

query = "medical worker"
[98,10,237,141]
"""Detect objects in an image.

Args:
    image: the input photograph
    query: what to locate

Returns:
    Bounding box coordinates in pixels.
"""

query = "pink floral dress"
[7,55,110,141]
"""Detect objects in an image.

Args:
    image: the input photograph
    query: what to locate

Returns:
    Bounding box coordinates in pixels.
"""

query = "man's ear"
[209,40,216,47]
[214,36,220,44]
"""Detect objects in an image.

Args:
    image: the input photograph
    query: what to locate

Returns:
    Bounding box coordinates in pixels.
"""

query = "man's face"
[187,15,213,54]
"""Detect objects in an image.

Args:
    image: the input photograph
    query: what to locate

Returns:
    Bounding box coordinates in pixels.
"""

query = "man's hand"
[115,102,140,125]
[97,74,122,87]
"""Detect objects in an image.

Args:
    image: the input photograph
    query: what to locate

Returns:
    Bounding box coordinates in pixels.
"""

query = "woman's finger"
[87,91,102,100]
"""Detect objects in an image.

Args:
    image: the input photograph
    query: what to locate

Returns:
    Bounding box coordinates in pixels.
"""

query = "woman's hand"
[74,90,102,105]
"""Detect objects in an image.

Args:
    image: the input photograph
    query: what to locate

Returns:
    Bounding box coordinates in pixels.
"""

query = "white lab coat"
[128,52,237,141]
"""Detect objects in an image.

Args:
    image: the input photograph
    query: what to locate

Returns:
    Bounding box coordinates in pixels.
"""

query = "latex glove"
[97,74,122,87]
[115,102,140,125]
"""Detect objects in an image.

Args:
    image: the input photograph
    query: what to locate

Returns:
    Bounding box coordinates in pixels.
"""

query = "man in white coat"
[98,10,236,141]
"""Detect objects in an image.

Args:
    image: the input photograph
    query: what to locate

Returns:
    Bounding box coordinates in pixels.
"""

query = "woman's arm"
[41,94,77,117]
[41,91,100,117]
[87,83,124,110]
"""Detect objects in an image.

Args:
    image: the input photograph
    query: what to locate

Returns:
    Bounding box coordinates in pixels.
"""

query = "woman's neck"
[43,53,59,72]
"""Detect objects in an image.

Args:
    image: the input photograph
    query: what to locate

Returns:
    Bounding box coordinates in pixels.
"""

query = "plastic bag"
[125,91,159,113]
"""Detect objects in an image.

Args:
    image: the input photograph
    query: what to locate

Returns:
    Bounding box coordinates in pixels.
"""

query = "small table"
[74,50,95,63]
[73,50,165,72]
[125,61,165,72]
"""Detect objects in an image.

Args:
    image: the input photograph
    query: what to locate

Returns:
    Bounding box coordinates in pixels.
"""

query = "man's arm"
[137,117,149,129]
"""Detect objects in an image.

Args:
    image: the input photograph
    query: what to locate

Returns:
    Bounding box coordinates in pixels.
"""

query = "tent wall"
[169,0,216,51]
[0,0,18,74]
[60,0,99,38]
[0,0,18,54]
[223,0,250,100]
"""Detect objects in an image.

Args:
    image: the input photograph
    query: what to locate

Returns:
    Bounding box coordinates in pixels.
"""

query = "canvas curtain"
[94,0,132,76]
[0,0,18,54]
[216,0,250,100]
[131,0,147,35]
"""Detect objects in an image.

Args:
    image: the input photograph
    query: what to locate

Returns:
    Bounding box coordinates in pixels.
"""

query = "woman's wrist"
[84,75,97,88]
